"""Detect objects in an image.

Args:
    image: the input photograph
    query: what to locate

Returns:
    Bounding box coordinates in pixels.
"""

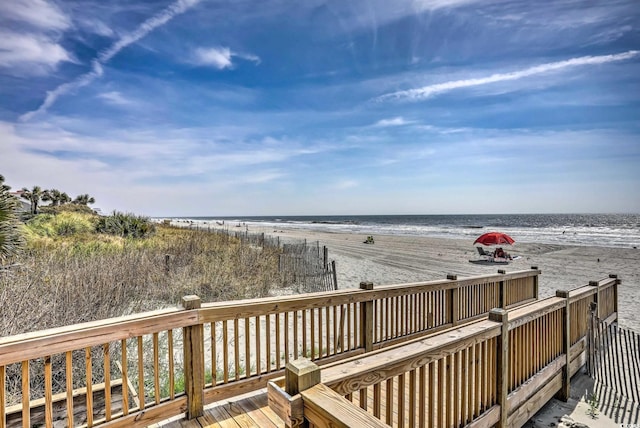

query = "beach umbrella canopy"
[474,232,515,246]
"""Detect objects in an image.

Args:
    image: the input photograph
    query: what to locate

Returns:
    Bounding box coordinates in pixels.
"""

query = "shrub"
[0,192,25,264]
[25,212,95,238]
[95,212,156,238]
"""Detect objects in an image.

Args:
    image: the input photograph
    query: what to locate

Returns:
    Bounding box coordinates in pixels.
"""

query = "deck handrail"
[1,268,544,427]
[268,276,619,428]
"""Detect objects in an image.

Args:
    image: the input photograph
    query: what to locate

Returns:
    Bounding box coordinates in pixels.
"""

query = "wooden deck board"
[155,389,283,428]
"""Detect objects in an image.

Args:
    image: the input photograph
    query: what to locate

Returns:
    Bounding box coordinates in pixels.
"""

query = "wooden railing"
[268,275,619,428]
[0,268,540,427]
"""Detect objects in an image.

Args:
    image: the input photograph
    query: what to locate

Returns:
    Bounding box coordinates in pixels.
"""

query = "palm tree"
[73,194,96,206]
[0,174,10,193]
[20,186,46,214]
[60,192,71,205]
[43,189,71,206]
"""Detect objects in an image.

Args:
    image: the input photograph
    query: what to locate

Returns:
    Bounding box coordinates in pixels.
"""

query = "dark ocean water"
[166,214,640,249]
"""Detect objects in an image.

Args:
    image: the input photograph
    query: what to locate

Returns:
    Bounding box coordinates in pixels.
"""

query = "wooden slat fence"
[278,243,337,293]
[268,275,620,428]
[193,224,338,293]
[588,304,640,404]
[0,269,541,427]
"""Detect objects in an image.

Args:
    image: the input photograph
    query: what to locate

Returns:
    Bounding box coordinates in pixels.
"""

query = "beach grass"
[0,213,284,337]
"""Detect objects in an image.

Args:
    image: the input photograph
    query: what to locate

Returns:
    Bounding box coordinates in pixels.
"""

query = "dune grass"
[0,213,283,337]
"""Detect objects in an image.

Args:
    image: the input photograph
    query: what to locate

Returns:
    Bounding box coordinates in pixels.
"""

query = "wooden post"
[447,274,459,326]
[587,302,597,376]
[489,308,509,428]
[285,359,321,396]
[360,282,374,352]
[555,290,571,401]
[182,295,204,419]
[531,266,539,299]
[498,270,506,308]
[331,260,338,290]
[609,274,619,315]
[589,280,600,319]
[323,246,329,269]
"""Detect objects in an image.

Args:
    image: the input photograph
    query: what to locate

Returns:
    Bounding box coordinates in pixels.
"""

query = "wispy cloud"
[373,117,415,127]
[20,0,202,122]
[0,0,70,31]
[0,32,73,73]
[192,46,261,70]
[97,91,136,106]
[242,170,286,184]
[0,0,73,74]
[376,50,639,102]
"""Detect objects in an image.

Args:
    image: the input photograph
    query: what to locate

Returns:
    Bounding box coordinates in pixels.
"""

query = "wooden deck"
[152,389,284,428]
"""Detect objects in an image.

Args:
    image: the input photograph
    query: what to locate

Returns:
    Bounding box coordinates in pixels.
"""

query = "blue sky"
[1,0,639,216]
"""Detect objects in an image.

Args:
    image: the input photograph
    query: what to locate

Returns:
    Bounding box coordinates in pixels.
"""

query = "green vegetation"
[1,210,283,337]
[586,391,599,419]
[0,187,25,264]
[25,211,96,238]
[95,211,156,238]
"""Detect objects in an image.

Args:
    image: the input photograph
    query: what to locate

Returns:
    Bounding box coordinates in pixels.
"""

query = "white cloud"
[0,0,70,31]
[193,47,233,69]
[77,18,115,38]
[20,0,203,121]
[0,0,74,74]
[377,50,640,102]
[242,170,286,184]
[0,32,73,73]
[192,46,261,69]
[373,117,414,127]
[97,91,135,106]
[412,0,482,10]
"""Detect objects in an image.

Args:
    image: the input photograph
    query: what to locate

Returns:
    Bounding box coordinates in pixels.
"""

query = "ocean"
[168,214,640,249]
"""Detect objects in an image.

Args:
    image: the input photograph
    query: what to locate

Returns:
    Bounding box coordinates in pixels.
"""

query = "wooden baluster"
[0,365,5,428]
[21,360,29,428]
[86,348,93,427]
[168,330,175,400]
[104,343,112,419]
[65,352,74,425]
[44,356,52,428]
[120,340,129,415]
[152,334,159,405]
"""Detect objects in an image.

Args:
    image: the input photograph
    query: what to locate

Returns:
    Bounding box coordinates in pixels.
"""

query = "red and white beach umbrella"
[473,231,515,246]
